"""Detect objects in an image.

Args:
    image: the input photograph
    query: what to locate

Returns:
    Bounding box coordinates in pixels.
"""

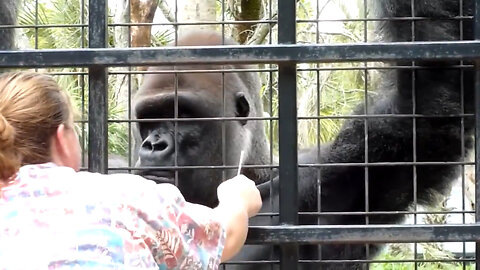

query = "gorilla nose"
[139,131,174,164]
[143,138,168,152]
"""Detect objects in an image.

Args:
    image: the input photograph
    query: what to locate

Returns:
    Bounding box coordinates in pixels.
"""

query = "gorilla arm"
[246,1,475,267]
[293,0,475,265]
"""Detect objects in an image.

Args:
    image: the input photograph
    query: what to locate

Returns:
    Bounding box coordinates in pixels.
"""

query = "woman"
[0,71,262,269]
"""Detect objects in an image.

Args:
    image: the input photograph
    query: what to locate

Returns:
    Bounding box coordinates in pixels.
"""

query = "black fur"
[0,0,16,50]
[134,0,475,269]
[234,0,475,269]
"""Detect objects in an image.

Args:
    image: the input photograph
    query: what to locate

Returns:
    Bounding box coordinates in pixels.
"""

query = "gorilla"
[134,0,475,269]
[133,33,271,208]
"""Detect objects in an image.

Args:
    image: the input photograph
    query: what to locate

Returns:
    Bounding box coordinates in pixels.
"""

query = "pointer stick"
[237,150,245,176]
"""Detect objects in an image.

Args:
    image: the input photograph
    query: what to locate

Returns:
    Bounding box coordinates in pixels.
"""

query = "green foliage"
[151,29,174,47]
[19,0,87,48]
[259,70,279,153]
[260,0,371,152]
[296,63,368,147]
[371,246,475,270]
[370,200,474,270]
[19,0,128,157]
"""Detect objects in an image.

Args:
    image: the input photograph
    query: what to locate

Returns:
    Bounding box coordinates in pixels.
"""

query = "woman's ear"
[50,124,81,170]
[52,124,70,156]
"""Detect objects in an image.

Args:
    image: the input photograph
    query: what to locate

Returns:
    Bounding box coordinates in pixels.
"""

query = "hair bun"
[0,113,19,181]
[0,113,14,146]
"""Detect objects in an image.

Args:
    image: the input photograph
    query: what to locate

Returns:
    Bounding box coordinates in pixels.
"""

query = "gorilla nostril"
[142,141,153,151]
[140,132,173,157]
[153,141,168,152]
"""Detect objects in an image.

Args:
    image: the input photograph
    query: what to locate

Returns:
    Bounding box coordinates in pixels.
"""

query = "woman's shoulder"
[76,170,158,190]
[17,163,186,205]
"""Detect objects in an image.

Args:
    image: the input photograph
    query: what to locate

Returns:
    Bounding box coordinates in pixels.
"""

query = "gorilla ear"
[235,92,250,125]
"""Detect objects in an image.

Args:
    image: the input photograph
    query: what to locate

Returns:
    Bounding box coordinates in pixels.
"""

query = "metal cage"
[2,0,480,269]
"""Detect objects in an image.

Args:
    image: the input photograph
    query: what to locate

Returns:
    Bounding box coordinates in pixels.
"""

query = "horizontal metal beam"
[246,224,480,244]
[1,41,480,67]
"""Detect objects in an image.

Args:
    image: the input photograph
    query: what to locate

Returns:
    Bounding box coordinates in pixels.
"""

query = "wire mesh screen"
[2,0,480,269]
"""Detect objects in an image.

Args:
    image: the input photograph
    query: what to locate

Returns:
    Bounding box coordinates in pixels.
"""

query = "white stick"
[237,150,245,176]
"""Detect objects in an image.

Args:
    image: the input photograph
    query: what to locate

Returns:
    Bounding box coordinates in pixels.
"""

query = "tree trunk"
[130,0,158,48]
[178,0,216,34]
[246,0,277,45]
[232,0,263,44]
[113,0,129,48]
[130,0,158,72]
[157,0,174,23]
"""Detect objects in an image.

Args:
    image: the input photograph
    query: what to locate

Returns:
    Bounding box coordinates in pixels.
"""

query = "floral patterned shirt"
[0,163,225,270]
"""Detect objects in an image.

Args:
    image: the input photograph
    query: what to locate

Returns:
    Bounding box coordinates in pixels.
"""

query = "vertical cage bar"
[410,1,419,268]
[315,0,322,262]
[475,0,480,269]
[458,1,467,269]
[34,0,39,50]
[80,0,86,168]
[278,0,298,269]
[476,66,480,268]
[127,0,133,172]
[363,1,371,268]
[88,0,108,173]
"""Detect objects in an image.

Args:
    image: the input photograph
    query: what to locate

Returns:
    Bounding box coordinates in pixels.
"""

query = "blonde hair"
[0,72,74,184]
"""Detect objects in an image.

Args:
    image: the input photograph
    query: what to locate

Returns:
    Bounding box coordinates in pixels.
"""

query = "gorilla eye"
[235,92,250,125]
[178,106,194,118]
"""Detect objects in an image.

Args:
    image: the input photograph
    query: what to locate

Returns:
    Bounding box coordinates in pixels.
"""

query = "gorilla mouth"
[139,170,175,184]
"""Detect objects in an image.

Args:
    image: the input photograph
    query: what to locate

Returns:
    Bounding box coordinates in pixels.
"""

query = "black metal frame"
[2,42,480,67]
[87,0,108,173]
[2,0,480,268]
[474,2,480,269]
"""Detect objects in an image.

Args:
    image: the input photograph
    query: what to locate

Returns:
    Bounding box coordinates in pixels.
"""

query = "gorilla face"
[133,31,270,208]
[134,67,253,207]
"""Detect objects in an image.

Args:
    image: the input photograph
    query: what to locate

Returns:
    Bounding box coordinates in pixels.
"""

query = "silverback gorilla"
[133,34,271,208]
[134,0,474,269]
